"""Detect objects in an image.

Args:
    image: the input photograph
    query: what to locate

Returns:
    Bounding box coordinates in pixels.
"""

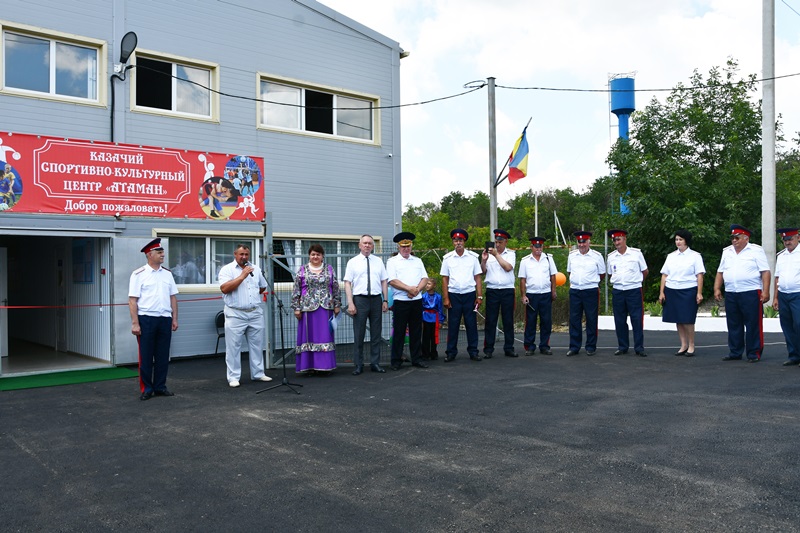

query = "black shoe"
[504,352,519,358]
[469,355,482,361]
[352,366,364,375]
[525,350,536,356]
[782,360,799,366]
[747,358,760,363]
[370,365,386,373]
[539,349,552,355]
[685,351,695,357]
[139,391,153,401]
[636,351,647,357]
[721,356,742,361]
[390,364,401,371]
[614,350,628,356]
[444,356,455,362]
[209,210,219,218]
[412,361,429,368]
[586,351,596,356]
[430,354,439,360]
[154,389,174,397]
[566,350,578,356]
[483,353,494,359]
[675,350,688,356]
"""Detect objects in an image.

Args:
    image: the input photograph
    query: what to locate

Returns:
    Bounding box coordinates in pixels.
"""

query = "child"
[421,278,446,360]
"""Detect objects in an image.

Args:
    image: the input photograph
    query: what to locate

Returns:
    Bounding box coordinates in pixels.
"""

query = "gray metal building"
[0,0,404,375]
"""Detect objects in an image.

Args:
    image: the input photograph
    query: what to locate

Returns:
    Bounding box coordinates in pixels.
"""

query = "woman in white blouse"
[659,230,706,356]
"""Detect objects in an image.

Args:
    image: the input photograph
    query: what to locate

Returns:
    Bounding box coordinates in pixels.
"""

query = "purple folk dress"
[291,263,341,372]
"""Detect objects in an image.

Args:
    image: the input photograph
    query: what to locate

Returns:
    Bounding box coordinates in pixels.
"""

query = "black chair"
[214,310,225,354]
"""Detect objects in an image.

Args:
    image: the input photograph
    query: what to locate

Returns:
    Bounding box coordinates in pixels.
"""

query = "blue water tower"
[610,75,635,214]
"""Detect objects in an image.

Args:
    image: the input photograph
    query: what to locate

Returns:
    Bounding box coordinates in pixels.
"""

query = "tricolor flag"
[508,127,529,184]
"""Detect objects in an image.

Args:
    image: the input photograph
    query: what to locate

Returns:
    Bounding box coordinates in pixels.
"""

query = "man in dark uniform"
[129,238,179,400]
[714,224,771,362]
[773,227,800,366]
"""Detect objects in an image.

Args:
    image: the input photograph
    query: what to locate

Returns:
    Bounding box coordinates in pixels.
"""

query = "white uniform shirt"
[129,265,178,317]
[518,253,557,294]
[607,247,648,290]
[660,248,705,289]
[440,249,481,294]
[218,261,267,309]
[484,248,517,289]
[567,249,606,290]
[775,247,800,294]
[387,254,427,301]
[343,253,388,296]
[718,243,770,293]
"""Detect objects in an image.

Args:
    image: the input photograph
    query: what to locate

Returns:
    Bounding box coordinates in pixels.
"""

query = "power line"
[781,0,800,18]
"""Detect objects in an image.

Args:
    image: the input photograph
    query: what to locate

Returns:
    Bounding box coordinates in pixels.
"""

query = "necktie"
[366,255,372,296]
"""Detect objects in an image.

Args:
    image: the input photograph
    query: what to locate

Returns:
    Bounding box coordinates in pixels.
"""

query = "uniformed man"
[773,227,800,366]
[566,231,605,356]
[440,228,483,362]
[481,229,518,358]
[714,224,771,363]
[128,238,179,401]
[518,236,557,356]
[386,232,429,370]
[606,229,649,357]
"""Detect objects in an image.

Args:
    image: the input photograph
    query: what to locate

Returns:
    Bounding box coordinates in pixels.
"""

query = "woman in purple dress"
[291,244,341,374]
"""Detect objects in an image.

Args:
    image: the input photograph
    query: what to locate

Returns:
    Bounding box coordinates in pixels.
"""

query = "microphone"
[246,261,254,277]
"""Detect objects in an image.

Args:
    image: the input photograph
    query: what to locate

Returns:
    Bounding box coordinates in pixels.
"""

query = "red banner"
[0,131,264,220]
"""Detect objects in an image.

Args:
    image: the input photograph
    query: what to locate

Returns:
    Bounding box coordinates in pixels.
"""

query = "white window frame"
[130,50,219,122]
[0,20,106,106]
[157,229,263,292]
[258,74,380,145]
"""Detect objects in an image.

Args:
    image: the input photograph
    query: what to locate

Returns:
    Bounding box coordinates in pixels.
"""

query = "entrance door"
[1,247,7,368]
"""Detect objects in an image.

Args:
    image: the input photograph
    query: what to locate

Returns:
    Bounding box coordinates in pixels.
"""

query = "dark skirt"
[662,287,698,324]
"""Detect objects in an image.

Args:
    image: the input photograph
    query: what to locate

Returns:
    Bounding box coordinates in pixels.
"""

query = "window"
[167,236,258,285]
[274,237,379,284]
[2,28,101,102]
[133,53,216,119]
[260,79,376,142]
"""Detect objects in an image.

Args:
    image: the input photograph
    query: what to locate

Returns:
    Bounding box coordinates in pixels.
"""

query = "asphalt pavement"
[2,329,799,532]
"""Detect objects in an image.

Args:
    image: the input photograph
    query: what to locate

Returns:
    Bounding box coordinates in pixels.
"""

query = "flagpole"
[488,77,498,240]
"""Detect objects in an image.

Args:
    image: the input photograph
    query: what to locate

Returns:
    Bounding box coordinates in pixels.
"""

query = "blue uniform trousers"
[524,292,552,351]
[778,291,800,362]
[137,315,173,394]
[725,289,763,360]
[391,299,423,366]
[446,291,479,358]
[484,288,516,354]
[568,288,599,352]
[612,288,645,353]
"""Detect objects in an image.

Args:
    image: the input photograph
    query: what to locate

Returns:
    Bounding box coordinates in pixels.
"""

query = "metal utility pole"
[488,77,498,239]
[762,0,776,286]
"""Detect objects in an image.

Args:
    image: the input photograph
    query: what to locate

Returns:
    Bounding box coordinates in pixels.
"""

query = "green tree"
[606,59,764,300]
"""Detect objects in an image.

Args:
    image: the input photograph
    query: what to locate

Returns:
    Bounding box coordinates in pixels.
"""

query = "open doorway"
[0,235,112,376]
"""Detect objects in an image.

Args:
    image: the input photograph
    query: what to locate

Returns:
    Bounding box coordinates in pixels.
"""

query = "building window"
[260,79,375,142]
[2,29,100,101]
[167,237,258,285]
[133,54,216,119]
[274,237,377,284]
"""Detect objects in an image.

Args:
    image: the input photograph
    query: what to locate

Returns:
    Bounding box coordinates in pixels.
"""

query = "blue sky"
[319,0,800,209]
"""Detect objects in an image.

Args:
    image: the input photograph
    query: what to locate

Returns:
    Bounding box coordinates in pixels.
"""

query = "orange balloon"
[555,272,567,286]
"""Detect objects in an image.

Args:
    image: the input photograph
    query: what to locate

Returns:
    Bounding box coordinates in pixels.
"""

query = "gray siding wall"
[0,0,402,363]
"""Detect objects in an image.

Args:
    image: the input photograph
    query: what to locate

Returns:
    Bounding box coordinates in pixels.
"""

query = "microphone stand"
[257,293,302,395]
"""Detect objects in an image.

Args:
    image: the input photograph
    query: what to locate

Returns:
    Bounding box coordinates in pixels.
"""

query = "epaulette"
[162,267,171,272]
[443,250,456,259]
[628,246,642,253]
[777,248,787,257]
[748,243,764,250]
[132,266,145,275]
[466,249,479,258]
[722,245,734,252]
[568,249,580,255]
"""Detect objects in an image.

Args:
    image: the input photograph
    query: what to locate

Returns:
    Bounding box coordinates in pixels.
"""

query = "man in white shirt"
[518,237,557,356]
[219,244,272,387]
[566,231,606,356]
[129,238,179,401]
[344,234,389,375]
[440,228,483,362]
[387,232,429,370]
[606,229,649,357]
[714,224,771,362]
[773,227,800,366]
[481,229,518,358]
